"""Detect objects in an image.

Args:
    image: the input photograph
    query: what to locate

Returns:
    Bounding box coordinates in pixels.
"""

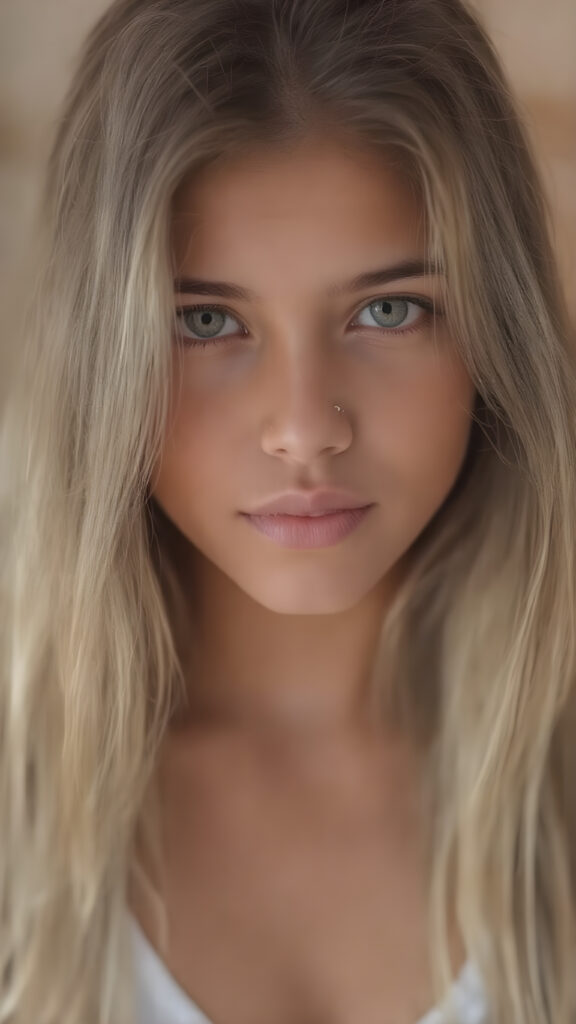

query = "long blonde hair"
[1,0,575,1021]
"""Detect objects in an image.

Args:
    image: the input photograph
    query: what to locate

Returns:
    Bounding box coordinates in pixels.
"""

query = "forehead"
[172,135,424,233]
[171,137,427,272]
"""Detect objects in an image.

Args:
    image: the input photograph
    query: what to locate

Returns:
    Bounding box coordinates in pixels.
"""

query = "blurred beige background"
[0,0,575,404]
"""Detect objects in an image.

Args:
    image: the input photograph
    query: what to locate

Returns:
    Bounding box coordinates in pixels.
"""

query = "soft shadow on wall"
[0,0,574,407]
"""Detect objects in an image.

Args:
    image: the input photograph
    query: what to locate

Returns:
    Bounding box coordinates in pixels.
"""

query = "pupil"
[201,313,212,324]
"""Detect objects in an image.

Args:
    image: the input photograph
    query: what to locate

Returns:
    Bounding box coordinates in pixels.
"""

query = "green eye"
[174,294,441,349]
[351,296,438,335]
[175,304,244,345]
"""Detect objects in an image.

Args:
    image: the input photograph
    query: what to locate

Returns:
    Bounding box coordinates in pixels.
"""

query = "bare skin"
[132,133,476,1023]
[131,726,466,1024]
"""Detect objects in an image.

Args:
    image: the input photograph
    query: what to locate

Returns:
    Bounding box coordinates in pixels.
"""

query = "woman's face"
[152,136,476,614]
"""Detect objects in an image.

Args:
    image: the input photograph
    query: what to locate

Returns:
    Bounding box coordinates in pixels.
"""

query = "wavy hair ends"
[1,0,575,1021]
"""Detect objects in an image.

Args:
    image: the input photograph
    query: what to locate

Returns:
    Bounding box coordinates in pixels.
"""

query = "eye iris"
[371,298,408,327]
[183,308,226,337]
[181,299,414,339]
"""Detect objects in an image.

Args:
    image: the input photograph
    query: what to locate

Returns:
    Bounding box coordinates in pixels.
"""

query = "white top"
[128,911,488,1024]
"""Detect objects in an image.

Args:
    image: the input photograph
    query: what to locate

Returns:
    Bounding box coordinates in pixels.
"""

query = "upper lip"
[244,490,372,516]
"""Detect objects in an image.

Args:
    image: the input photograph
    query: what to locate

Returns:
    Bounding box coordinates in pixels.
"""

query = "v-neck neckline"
[128,909,486,1024]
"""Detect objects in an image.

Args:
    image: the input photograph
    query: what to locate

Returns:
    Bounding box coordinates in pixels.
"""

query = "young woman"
[1,0,575,1022]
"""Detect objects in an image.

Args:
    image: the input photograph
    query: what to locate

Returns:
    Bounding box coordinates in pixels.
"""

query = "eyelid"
[174,302,246,333]
[174,293,438,317]
[173,293,442,341]
[351,292,439,318]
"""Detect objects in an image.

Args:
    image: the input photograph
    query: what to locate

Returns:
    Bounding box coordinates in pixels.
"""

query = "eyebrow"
[173,257,444,300]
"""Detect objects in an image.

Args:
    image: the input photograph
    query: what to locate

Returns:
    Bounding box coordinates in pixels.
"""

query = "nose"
[260,359,352,464]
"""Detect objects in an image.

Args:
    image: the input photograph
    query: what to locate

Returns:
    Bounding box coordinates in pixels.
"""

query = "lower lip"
[241,505,374,548]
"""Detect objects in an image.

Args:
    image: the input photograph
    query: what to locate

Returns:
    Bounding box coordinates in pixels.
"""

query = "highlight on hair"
[1,0,575,1021]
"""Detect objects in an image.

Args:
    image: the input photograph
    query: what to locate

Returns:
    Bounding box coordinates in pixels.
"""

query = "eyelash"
[174,295,441,349]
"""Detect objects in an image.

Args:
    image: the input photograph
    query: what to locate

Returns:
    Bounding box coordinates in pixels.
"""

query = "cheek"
[152,414,215,512]
[375,355,475,489]
[150,377,221,518]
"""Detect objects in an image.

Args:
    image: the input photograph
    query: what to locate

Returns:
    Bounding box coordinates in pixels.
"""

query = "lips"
[242,505,374,548]
[245,489,371,516]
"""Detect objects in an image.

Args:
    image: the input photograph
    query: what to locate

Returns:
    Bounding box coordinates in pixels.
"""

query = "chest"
[132,738,463,1024]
